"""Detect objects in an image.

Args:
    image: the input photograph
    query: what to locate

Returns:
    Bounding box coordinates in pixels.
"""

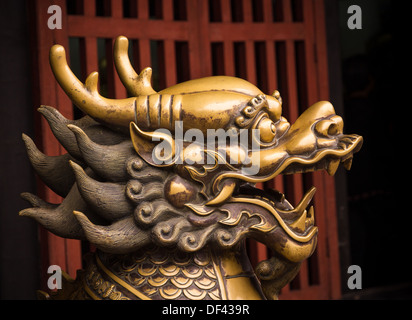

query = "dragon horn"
[49,44,136,129]
[73,212,151,254]
[113,36,157,96]
[69,160,132,221]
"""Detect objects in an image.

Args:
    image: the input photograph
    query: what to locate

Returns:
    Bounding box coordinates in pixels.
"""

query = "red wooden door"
[29,0,340,299]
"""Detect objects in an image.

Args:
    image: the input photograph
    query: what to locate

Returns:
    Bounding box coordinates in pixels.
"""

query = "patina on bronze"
[20,36,362,300]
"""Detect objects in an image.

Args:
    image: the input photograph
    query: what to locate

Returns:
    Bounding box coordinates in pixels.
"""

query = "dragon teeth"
[326,159,340,176]
[307,206,315,226]
[343,157,353,170]
[326,154,354,176]
[289,209,307,232]
[307,206,314,218]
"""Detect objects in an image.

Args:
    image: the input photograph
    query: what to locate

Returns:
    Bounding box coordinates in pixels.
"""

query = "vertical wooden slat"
[242,0,252,22]
[44,233,66,274]
[302,0,317,105]
[255,41,268,93]
[83,0,96,16]
[223,41,235,76]
[138,0,149,19]
[314,0,330,101]
[111,0,123,18]
[221,0,232,22]
[285,40,298,122]
[187,0,211,78]
[263,0,273,22]
[220,0,233,76]
[244,41,256,84]
[187,0,201,78]
[65,238,82,277]
[307,245,320,286]
[105,38,115,98]
[283,0,293,22]
[198,0,212,77]
[131,40,140,73]
[139,39,152,71]
[248,239,268,268]
[109,38,128,98]
[265,176,284,195]
[80,37,98,77]
[298,255,309,290]
[280,281,291,296]
[256,243,268,264]
[265,41,277,92]
[163,0,174,21]
[164,40,177,87]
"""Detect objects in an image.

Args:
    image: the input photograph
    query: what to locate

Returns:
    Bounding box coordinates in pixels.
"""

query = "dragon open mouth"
[229,132,363,243]
[232,182,317,243]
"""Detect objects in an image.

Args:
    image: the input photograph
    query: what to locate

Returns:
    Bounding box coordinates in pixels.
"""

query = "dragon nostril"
[257,117,277,143]
[272,90,281,103]
[271,123,276,134]
[315,120,332,137]
[329,115,343,135]
[328,123,338,136]
[315,116,343,137]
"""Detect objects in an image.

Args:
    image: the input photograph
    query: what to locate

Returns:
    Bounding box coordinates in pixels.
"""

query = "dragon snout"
[285,101,344,155]
[314,115,344,149]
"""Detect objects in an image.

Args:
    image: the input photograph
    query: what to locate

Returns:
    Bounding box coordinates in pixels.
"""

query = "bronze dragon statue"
[20,36,362,300]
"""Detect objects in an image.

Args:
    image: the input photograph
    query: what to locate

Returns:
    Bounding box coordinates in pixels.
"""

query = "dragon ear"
[129,122,176,167]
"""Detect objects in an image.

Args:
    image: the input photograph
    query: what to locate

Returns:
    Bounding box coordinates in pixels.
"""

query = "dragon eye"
[257,117,277,143]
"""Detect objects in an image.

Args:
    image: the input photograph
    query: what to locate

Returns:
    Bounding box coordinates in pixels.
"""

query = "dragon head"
[21,36,362,297]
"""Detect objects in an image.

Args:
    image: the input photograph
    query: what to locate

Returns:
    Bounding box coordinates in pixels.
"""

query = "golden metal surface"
[21,36,362,300]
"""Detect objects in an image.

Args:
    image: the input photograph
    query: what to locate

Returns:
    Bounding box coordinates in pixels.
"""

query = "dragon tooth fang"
[307,206,314,218]
[327,159,340,176]
[289,209,307,233]
[343,157,353,170]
